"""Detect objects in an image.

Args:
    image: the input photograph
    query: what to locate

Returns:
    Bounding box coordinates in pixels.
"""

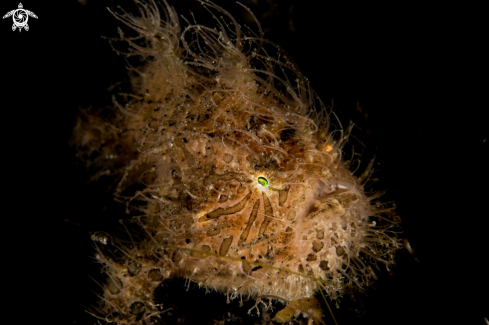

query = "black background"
[2,0,487,324]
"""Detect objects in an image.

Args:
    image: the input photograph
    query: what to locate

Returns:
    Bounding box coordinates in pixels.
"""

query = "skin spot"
[148,269,163,282]
[287,209,296,221]
[312,241,324,253]
[278,185,290,206]
[241,259,252,275]
[316,228,324,239]
[219,236,233,256]
[191,244,211,259]
[202,245,211,252]
[306,254,317,261]
[239,199,260,244]
[222,154,233,163]
[319,260,330,271]
[199,193,251,221]
[258,192,273,237]
[298,264,305,273]
[108,276,123,294]
[251,265,263,272]
[336,246,346,256]
[278,226,294,245]
[130,301,146,315]
[127,261,142,276]
[172,251,183,264]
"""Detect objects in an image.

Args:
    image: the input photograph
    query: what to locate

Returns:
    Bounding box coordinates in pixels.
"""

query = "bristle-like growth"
[73,1,402,324]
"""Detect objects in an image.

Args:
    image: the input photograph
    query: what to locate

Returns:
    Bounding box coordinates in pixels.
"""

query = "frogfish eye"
[257,177,268,187]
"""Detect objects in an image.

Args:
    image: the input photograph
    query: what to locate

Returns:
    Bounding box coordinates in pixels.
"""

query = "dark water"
[3,1,487,324]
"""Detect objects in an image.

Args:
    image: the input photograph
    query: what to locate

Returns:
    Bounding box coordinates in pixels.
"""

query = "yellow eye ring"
[257,177,268,187]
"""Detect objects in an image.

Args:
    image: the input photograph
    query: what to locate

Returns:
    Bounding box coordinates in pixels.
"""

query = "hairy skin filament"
[73,1,403,324]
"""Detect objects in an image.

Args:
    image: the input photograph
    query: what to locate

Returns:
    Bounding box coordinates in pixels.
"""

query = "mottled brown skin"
[74,1,401,324]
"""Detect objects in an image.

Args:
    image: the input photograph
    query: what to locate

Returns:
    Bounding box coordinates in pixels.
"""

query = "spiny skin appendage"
[74,1,401,323]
